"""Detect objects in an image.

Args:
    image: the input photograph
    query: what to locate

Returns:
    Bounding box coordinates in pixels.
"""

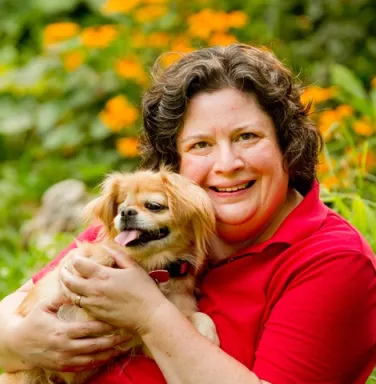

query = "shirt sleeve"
[32,226,100,284]
[253,251,376,384]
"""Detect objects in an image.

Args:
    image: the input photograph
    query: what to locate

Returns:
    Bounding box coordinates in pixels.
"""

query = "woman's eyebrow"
[179,134,209,144]
[179,124,263,144]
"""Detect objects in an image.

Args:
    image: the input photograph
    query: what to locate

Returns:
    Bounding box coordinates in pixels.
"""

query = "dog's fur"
[1,169,219,384]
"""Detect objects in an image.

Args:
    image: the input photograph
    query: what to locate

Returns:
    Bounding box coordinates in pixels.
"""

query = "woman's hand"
[59,246,168,335]
[6,294,130,372]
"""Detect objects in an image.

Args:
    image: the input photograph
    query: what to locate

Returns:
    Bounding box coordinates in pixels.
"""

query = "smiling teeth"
[216,182,250,192]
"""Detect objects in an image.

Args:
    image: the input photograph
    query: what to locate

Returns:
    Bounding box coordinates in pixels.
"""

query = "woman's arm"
[0,269,130,373]
[0,280,33,371]
[141,299,270,384]
[59,249,271,384]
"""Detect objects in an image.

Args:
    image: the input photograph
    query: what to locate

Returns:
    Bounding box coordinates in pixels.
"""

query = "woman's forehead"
[179,88,274,139]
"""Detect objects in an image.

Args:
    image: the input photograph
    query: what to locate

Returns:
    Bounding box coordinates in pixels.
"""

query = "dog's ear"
[82,172,124,235]
[161,171,216,258]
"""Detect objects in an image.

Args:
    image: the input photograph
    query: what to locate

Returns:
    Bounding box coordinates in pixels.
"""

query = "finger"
[66,321,118,339]
[69,333,133,354]
[40,294,70,313]
[60,348,126,372]
[102,245,137,269]
[71,255,101,279]
[60,266,90,299]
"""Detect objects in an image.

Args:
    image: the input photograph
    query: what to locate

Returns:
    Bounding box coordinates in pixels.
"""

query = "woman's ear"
[161,171,216,258]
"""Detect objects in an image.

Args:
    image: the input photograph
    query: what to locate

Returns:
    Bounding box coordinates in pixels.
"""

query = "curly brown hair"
[139,44,322,195]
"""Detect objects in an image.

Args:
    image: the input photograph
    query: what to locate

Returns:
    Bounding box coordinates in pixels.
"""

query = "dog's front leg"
[189,312,220,346]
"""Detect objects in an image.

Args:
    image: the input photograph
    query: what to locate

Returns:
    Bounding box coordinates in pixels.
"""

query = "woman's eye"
[145,202,166,212]
[192,141,210,149]
[237,132,255,141]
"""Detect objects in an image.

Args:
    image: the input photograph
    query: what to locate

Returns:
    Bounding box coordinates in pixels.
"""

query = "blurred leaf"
[351,197,368,234]
[0,111,33,134]
[10,57,61,89]
[36,101,65,134]
[89,118,112,140]
[33,0,79,14]
[371,89,376,116]
[331,64,368,99]
[42,122,85,150]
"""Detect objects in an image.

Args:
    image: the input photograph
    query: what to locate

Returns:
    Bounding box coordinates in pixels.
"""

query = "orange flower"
[148,32,170,48]
[132,31,170,49]
[188,9,226,39]
[134,5,168,23]
[346,148,376,172]
[188,9,248,40]
[317,160,330,174]
[322,175,340,190]
[353,118,374,137]
[132,32,148,48]
[209,32,237,46]
[100,95,139,132]
[301,86,335,106]
[62,51,84,71]
[115,57,148,85]
[318,109,340,137]
[170,35,193,53]
[81,25,118,48]
[101,0,141,14]
[371,76,376,88]
[116,137,140,157]
[336,104,354,119]
[364,151,376,172]
[227,11,248,28]
[43,22,80,45]
[143,0,168,3]
[160,52,184,68]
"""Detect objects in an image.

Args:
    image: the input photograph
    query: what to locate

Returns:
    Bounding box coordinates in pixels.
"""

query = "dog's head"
[83,169,215,263]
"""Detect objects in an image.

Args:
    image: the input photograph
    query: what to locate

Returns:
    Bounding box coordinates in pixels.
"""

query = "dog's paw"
[189,312,220,346]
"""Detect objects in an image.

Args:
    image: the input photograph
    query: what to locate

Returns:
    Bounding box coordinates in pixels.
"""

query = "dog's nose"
[121,208,138,217]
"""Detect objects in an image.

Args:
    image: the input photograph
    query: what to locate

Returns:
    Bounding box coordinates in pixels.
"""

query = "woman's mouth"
[210,180,255,193]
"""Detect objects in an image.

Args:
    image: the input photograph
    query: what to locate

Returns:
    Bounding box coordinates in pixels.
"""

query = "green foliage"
[0,0,375,377]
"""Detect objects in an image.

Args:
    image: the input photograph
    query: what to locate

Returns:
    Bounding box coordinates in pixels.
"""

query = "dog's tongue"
[115,230,141,246]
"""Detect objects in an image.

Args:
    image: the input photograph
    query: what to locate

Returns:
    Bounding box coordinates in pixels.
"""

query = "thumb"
[40,294,70,313]
[101,244,137,269]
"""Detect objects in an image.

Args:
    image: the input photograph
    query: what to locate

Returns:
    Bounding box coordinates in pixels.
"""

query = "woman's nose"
[213,145,244,175]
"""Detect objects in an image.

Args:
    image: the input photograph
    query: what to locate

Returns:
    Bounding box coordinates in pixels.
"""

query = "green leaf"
[371,89,376,117]
[42,123,84,150]
[0,112,33,135]
[351,197,368,234]
[33,0,79,14]
[89,118,112,140]
[331,64,368,100]
[36,102,64,134]
[334,197,351,219]
[11,57,60,89]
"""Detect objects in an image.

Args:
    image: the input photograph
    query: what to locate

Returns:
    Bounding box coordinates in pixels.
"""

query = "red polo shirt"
[33,182,376,383]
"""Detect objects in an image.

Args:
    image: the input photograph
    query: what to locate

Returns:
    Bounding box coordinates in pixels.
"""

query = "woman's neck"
[209,188,304,262]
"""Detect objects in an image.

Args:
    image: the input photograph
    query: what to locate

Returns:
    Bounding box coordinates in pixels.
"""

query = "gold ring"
[74,294,82,308]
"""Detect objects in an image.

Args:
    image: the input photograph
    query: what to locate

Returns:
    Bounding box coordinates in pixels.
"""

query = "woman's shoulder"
[281,207,376,284]
[314,207,374,260]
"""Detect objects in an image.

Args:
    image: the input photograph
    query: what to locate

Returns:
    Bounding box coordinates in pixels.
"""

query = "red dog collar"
[149,260,189,283]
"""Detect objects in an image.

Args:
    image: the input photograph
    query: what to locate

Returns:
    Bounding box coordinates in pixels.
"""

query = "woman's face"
[178,88,290,244]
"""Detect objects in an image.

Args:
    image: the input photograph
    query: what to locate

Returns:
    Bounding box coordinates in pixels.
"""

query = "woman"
[0,44,375,383]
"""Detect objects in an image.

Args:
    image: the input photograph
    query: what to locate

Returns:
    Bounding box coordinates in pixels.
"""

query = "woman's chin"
[215,221,256,244]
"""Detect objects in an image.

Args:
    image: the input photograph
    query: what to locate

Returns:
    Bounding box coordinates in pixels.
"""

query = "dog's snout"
[121,208,138,217]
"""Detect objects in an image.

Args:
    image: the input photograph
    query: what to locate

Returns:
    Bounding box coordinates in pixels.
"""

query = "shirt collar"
[232,180,328,256]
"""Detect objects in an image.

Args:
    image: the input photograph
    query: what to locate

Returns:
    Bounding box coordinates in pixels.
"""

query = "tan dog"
[0,169,219,384]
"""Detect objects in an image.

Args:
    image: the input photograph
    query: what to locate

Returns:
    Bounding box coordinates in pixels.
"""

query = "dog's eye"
[145,202,166,212]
